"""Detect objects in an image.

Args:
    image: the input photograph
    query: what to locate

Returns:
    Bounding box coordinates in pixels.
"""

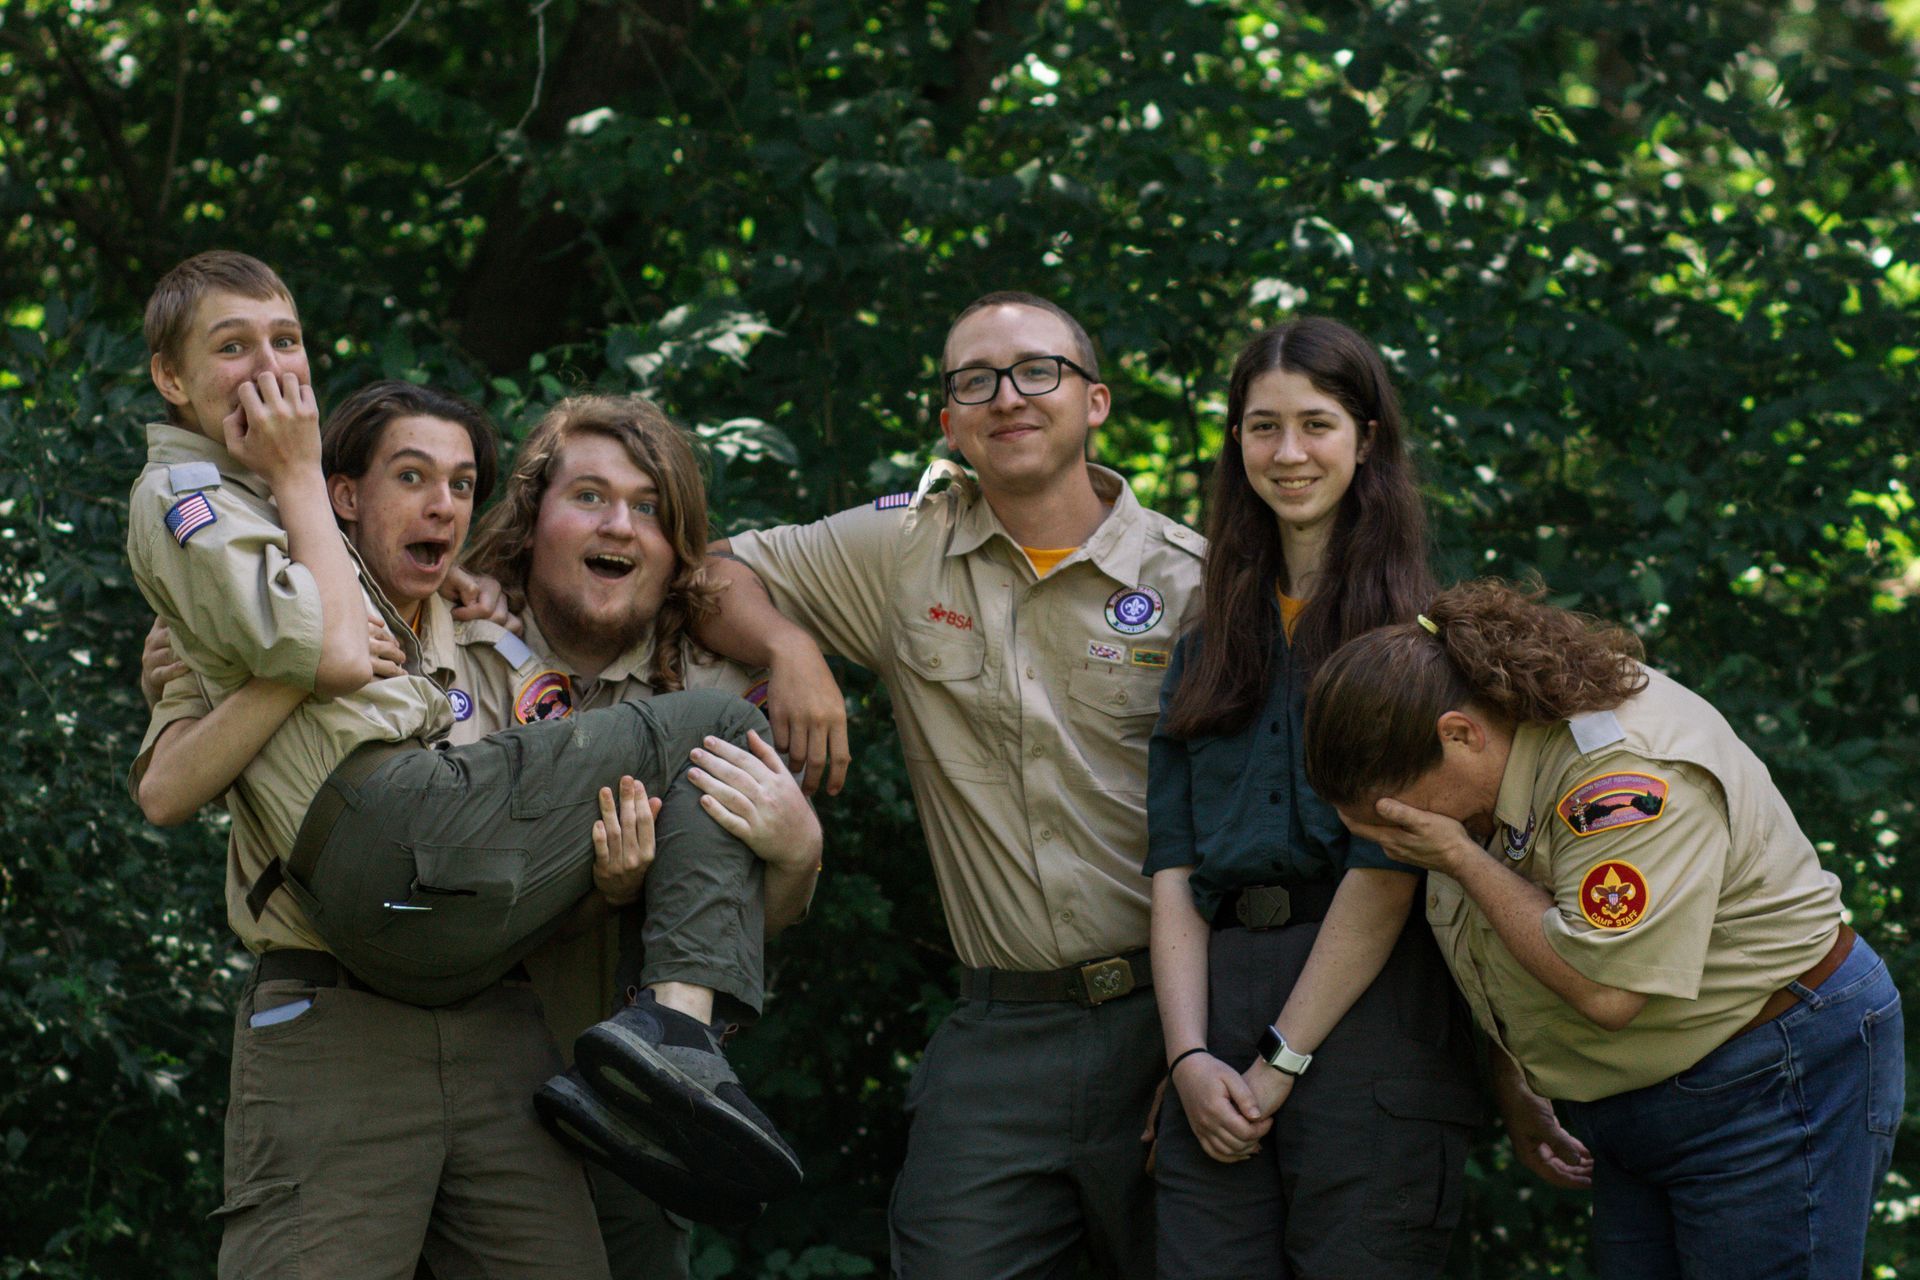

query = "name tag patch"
[1130,647,1169,669]
[1105,585,1164,635]
[514,670,574,723]
[1579,860,1651,930]
[1088,640,1125,664]
[163,492,218,546]
[1557,771,1668,837]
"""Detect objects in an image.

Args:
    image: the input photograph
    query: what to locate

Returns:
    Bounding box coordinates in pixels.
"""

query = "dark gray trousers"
[888,987,1161,1280]
[1153,911,1481,1279]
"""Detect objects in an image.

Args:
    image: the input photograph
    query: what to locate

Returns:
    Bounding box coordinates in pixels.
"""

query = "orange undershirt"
[1023,545,1076,578]
[1277,590,1305,639]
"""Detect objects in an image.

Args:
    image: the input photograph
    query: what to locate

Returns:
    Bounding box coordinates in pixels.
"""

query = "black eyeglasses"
[942,355,1095,405]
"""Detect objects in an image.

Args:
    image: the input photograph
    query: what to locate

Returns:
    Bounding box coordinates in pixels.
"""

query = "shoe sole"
[534,1074,766,1227]
[574,1019,804,1198]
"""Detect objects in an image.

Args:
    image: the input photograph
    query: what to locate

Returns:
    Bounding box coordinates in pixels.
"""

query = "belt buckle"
[1236,885,1292,930]
[1078,957,1134,1006]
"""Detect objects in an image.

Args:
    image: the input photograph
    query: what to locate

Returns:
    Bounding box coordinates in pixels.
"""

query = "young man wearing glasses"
[696,292,1204,1278]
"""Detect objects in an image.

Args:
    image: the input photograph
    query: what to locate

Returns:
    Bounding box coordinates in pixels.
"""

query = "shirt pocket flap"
[1066,664,1160,718]
[896,622,987,682]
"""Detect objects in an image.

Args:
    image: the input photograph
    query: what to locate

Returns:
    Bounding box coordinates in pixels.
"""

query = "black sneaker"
[573,990,803,1200]
[534,1068,766,1227]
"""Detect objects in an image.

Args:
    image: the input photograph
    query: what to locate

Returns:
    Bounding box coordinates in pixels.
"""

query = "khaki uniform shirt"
[1428,667,1842,1102]
[444,606,757,1054]
[728,461,1205,971]
[127,424,451,954]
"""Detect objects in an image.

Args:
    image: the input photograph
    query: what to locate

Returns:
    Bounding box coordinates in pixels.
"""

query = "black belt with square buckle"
[961,949,1152,1007]
[1212,881,1340,931]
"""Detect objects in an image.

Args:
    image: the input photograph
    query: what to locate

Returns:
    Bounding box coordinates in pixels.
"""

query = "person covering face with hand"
[1303,579,1903,1280]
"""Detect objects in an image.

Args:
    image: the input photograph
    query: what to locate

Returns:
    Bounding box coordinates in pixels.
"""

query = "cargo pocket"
[1864,993,1905,1137]
[362,844,531,978]
[1063,665,1163,792]
[211,1179,301,1278]
[1363,1078,1478,1258]
[893,622,1002,783]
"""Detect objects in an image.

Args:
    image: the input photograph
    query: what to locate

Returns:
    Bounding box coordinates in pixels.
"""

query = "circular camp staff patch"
[1579,860,1651,930]
[514,670,575,724]
[1105,585,1164,635]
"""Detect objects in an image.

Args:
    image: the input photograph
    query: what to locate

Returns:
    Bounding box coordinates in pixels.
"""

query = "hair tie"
[1417,614,1439,635]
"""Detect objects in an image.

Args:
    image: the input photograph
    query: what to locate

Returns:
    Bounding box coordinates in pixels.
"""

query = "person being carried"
[127,251,802,1277]
[696,291,1205,1278]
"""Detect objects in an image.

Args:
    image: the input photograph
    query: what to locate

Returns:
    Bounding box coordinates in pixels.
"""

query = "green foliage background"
[3,1,1916,1275]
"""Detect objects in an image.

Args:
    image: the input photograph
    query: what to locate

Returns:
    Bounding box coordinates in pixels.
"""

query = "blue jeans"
[1561,936,1904,1280]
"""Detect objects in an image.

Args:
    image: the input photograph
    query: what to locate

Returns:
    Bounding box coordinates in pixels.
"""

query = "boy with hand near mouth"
[129,252,803,1278]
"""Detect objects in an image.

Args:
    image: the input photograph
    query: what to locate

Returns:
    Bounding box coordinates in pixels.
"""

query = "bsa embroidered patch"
[874,492,912,510]
[1088,640,1125,664]
[1502,811,1535,861]
[1579,860,1651,930]
[1105,585,1164,636]
[1556,772,1669,837]
[514,670,574,723]
[446,688,474,722]
[163,492,218,546]
[1130,647,1170,669]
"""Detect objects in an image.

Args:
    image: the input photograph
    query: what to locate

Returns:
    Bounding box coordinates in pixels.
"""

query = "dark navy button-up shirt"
[1144,617,1409,923]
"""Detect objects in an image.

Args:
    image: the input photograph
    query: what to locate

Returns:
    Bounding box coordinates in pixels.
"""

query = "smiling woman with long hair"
[1144,318,1478,1278]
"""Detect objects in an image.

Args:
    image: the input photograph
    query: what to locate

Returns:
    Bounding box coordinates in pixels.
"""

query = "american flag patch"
[873,491,912,510]
[164,492,218,546]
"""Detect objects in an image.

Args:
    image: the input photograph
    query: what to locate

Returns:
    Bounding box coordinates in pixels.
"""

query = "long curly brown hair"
[1303,578,1649,804]
[1162,317,1434,739]
[462,395,719,693]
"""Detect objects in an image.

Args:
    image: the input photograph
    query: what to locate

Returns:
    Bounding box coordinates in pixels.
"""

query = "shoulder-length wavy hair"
[463,395,718,693]
[1162,317,1433,739]
[1303,578,1650,805]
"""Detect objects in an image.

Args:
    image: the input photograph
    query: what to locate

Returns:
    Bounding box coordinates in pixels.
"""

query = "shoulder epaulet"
[911,458,974,510]
[1162,522,1205,556]
[1568,709,1627,755]
[166,461,223,495]
[453,617,538,669]
[491,630,535,669]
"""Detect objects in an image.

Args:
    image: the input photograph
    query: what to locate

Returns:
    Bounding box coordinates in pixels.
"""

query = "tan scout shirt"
[728,461,1205,971]
[444,606,757,1055]
[1428,666,1843,1102]
[127,424,451,954]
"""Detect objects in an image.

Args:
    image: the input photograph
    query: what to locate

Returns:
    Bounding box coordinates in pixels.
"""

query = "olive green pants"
[217,970,609,1280]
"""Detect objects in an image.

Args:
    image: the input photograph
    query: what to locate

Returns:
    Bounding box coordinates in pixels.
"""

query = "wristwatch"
[1256,1025,1312,1077]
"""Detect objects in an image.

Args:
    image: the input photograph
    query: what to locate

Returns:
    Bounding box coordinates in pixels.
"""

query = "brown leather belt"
[961,949,1151,1007]
[1733,924,1856,1038]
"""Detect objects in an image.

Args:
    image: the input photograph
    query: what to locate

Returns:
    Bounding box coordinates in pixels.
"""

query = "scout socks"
[555,989,802,1206]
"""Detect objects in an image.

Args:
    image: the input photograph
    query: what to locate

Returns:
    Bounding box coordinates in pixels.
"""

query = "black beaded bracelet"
[1167,1046,1210,1075]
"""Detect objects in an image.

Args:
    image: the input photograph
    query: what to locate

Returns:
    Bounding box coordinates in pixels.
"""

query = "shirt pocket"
[892,619,1004,783]
[1063,664,1163,793]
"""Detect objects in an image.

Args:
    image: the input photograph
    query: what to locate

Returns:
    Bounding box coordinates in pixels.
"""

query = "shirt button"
[1269,790,1280,804]
[1429,893,1440,910]
[1026,667,1036,679]
[1058,910,1074,924]
[1111,689,1129,706]
[1270,721,1281,734]
[928,654,942,669]
[1031,743,1045,758]
[1040,828,1054,842]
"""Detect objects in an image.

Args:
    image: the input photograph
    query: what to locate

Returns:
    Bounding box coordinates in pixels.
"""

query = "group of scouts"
[123,250,1902,1280]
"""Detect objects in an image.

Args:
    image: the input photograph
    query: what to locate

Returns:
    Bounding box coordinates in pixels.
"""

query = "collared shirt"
[446,609,755,745]
[1145,614,1406,924]
[728,461,1205,971]
[127,423,450,954]
[1428,666,1842,1102]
